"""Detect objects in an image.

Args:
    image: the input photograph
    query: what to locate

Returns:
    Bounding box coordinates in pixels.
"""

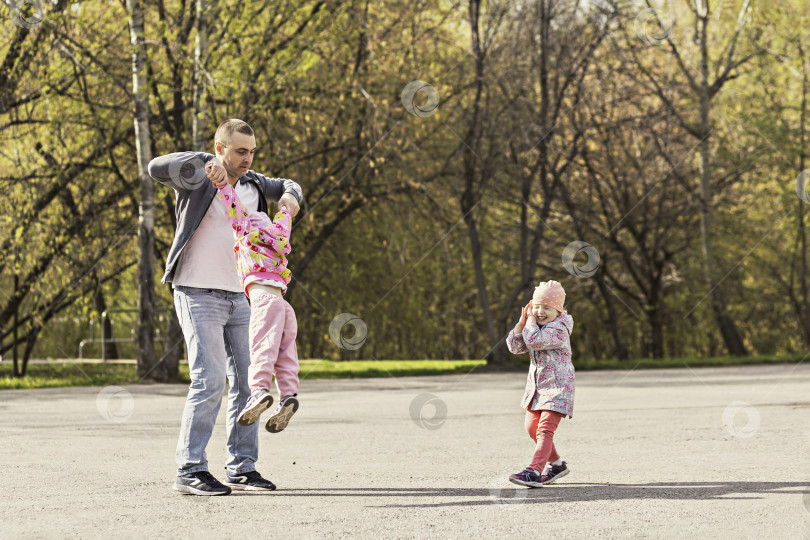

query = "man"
[148,119,303,496]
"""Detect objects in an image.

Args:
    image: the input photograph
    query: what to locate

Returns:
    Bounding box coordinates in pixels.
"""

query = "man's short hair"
[214,119,254,147]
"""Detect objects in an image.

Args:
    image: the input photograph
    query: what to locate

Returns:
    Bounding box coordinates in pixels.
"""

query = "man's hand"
[205,158,228,188]
[278,193,300,218]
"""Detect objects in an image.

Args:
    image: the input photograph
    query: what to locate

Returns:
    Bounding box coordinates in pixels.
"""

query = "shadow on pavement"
[269,482,810,508]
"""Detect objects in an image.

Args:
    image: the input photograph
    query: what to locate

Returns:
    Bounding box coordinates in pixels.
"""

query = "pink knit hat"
[533,280,566,313]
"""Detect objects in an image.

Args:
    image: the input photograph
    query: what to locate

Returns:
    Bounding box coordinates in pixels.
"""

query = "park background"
[1,0,809,382]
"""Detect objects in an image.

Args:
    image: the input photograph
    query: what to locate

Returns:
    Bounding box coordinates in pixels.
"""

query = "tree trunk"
[12,271,19,377]
[645,306,664,359]
[595,273,628,360]
[465,212,497,341]
[695,8,746,356]
[156,0,208,378]
[21,325,40,376]
[93,280,119,360]
[464,0,500,364]
[192,0,207,152]
[798,43,810,345]
[494,0,554,364]
[159,194,184,375]
[163,294,184,378]
[127,0,163,380]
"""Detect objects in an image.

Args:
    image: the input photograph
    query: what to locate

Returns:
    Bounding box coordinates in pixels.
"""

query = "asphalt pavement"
[1,363,809,538]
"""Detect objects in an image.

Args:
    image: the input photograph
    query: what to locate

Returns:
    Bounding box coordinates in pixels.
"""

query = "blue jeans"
[173,285,258,476]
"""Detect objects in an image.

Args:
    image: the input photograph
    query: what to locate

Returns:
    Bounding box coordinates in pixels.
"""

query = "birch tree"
[126,0,163,380]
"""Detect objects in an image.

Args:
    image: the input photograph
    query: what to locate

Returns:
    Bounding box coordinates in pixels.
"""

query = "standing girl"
[506,280,574,487]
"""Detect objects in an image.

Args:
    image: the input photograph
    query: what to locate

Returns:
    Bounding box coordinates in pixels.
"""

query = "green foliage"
[0,362,189,390]
[2,354,804,389]
[0,359,485,389]
[297,359,486,379]
[511,352,809,372]
[2,0,809,372]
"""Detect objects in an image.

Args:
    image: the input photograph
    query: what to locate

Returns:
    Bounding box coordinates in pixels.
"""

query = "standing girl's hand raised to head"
[515,301,533,333]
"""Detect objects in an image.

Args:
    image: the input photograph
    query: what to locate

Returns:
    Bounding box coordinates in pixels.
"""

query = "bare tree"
[460,0,499,351]
[568,106,696,358]
[487,0,615,364]
[621,0,769,355]
[759,40,810,346]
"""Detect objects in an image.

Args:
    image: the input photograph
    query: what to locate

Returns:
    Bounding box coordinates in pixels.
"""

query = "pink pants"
[247,288,299,396]
[525,409,563,471]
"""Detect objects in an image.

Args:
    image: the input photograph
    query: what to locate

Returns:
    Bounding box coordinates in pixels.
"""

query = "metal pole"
[13,272,18,377]
[101,311,107,362]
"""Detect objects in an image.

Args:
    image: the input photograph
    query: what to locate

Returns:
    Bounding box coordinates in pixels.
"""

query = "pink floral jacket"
[506,312,575,417]
[216,183,292,293]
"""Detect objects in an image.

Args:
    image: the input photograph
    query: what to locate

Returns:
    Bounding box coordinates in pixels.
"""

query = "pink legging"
[247,290,299,396]
[525,409,564,471]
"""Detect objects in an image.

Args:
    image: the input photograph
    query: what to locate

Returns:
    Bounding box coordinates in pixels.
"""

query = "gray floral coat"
[506,312,575,417]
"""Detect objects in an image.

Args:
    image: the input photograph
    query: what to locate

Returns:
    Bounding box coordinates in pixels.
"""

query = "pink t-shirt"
[172,182,260,292]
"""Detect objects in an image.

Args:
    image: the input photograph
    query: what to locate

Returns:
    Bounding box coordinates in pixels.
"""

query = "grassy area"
[0,360,486,390]
[1,353,806,390]
[0,362,191,390]
[297,359,486,379]
[568,352,810,371]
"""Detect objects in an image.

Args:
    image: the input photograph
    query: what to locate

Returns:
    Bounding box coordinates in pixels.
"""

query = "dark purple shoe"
[508,467,544,488]
[540,461,569,485]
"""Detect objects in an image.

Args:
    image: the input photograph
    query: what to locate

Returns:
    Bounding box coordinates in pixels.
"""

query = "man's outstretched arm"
[148,151,215,192]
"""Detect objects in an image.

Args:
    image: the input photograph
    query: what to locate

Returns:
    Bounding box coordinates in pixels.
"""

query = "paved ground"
[1,363,809,539]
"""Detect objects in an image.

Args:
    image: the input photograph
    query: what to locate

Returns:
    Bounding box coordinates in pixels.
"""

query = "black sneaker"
[173,471,232,496]
[265,395,299,433]
[224,470,277,491]
[237,389,274,426]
